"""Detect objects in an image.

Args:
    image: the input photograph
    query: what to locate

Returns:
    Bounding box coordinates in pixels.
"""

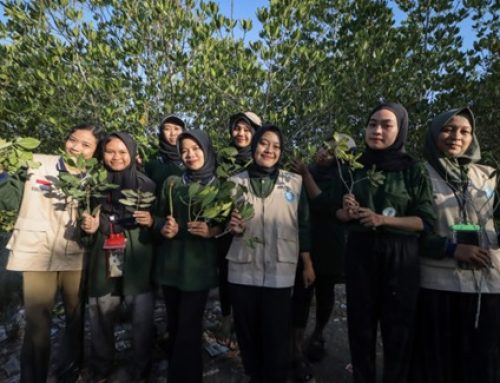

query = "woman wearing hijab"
[227,111,262,168]
[153,129,222,383]
[314,103,435,383]
[81,132,156,382]
[227,125,314,383]
[216,111,262,347]
[289,134,356,381]
[145,114,186,189]
[1,123,102,382]
[411,108,500,383]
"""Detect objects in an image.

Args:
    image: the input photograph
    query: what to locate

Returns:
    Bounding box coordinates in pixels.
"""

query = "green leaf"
[118,198,137,206]
[121,189,139,198]
[188,182,201,198]
[15,137,40,150]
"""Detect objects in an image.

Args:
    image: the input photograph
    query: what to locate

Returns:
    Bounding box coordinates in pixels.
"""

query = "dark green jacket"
[145,158,183,195]
[315,162,435,237]
[87,171,156,297]
[153,178,219,291]
[88,226,154,297]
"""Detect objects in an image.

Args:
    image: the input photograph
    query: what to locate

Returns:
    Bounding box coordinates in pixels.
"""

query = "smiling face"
[103,137,131,171]
[254,130,281,168]
[162,122,183,146]
[436,115,473,157]
[231,120,253,149]
[365,108,399,150]
[64,129,99,160]
[315,143,335,167]
[180,137,205,171]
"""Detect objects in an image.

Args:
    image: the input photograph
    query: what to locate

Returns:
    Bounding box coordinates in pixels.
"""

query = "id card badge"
[103,233,127,278]
[450,224,480,246]
[450,224,481,270]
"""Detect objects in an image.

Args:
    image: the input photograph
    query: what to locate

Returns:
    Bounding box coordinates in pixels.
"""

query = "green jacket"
[87,170,156,297]
[88,226,154,297]
[145,158,183,194]
[153,178,219,291]
[315,162,435,237]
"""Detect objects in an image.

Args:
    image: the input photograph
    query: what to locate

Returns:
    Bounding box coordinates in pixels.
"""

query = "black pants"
[411,289,500,383]
[162,286,209,383]
[88,292,154,379]
[345,232,419,383]
[230,283,292,383]
[217,235,233,316]
[292,258,337,330]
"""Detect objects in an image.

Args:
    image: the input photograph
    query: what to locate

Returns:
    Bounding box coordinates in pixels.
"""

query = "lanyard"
[451,180,469,224]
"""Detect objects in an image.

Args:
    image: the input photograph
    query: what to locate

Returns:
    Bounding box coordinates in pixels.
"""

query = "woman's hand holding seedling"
[161,216,178,238]
[229,209,245,235]
[133,211,153,228]
[187,221,215,238]
[336,193,360,222]
[81,211,100,234]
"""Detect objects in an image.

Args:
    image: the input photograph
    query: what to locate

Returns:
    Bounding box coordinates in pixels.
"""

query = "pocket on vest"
[276,227,298,264]
[226,236,253,263]
[8,218,50,253]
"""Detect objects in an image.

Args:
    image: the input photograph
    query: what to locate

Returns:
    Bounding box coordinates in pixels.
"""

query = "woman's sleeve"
[406,163,436,231]
[419,230,449,259]
[151,177,168,235]
[412,163,448,259]
[298,186,311,253]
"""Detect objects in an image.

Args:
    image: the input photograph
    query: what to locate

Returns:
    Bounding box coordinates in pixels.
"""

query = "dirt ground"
[0,232,366,383]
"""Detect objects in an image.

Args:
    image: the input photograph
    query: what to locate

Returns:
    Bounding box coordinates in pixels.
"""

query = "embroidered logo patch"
[382,207,396,217]
[484,186,494,199]
[32,179,53,192]
[284,190,295,202]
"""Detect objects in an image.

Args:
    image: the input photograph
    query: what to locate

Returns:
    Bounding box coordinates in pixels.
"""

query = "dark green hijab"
[424,107,481,189]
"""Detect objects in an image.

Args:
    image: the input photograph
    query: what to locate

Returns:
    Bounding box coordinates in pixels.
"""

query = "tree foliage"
[0,0,497,163]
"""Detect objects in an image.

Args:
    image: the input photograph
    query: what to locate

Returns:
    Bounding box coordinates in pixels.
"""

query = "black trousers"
[292,258,337,330]
[345,231,419,383]
[162,286,209,383]
[217,235,233,316]
[230,283,292,383]
[410,288,500,383]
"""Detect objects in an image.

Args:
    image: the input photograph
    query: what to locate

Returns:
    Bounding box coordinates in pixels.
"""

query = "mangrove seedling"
[166,175,181,217]
[0,136,41,174]
[119,189,156,212]
[327,132,385,192]
[215,145,252,180]
[52,153,118,215]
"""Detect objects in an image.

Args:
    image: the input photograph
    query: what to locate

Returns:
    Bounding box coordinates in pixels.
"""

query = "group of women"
[0,103,498,383]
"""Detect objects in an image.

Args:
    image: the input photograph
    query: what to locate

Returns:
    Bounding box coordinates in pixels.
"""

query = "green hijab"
[424,107,481,189]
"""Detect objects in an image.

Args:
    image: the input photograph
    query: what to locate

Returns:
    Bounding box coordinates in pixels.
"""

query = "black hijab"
[100,132,155,233]
[229,112,262,165]
[157,114,186,164]
[177,130,217,185]
[248,124,284,178]
[360,102,416,172]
